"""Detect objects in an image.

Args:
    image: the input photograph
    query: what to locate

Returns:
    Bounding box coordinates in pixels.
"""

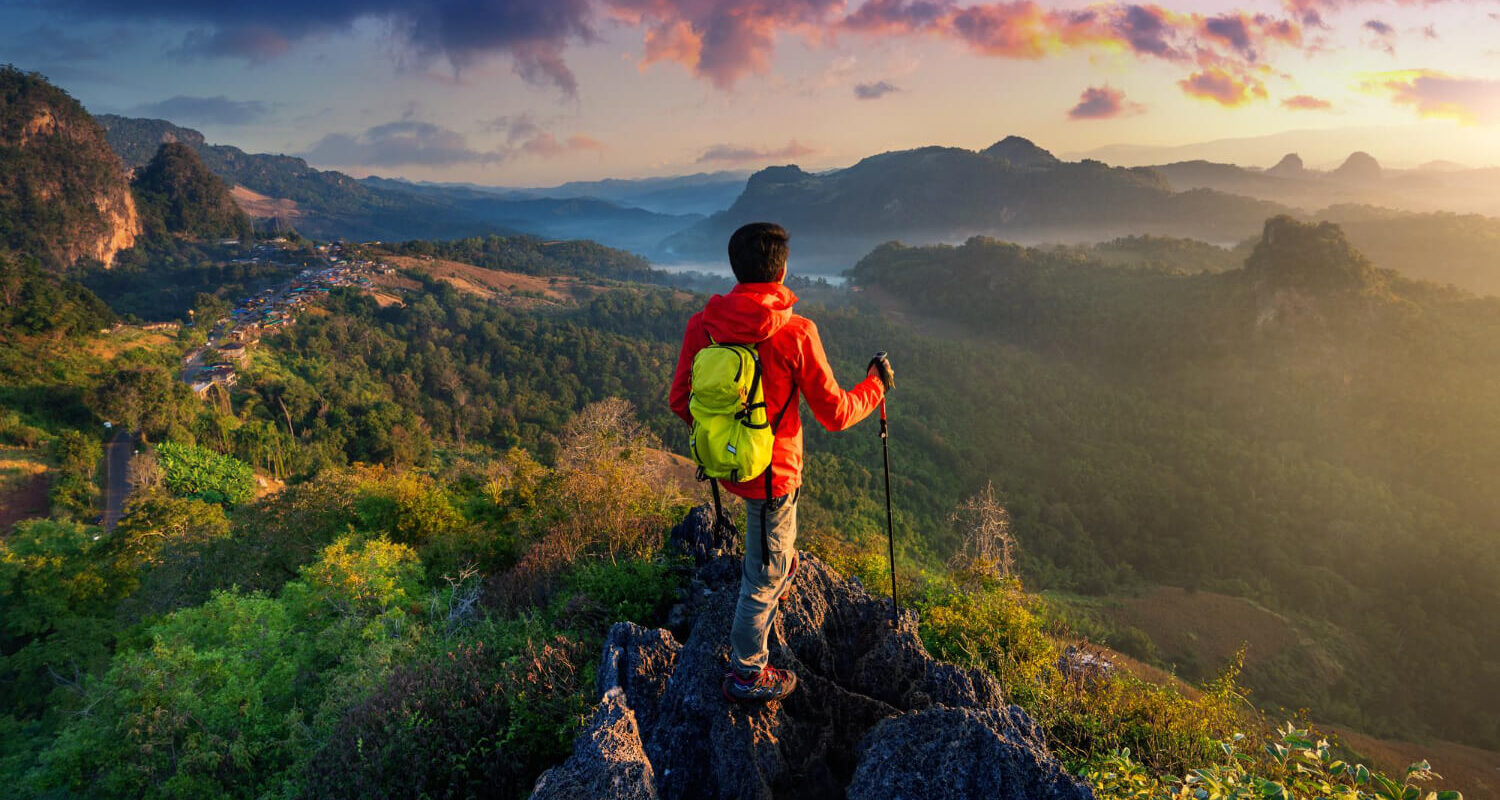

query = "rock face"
[0,66,140,269]
[533,508,1094,800]
[848,707,1091,800]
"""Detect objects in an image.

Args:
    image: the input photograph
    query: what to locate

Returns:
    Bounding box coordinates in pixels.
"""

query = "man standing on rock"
[669,222,895,703]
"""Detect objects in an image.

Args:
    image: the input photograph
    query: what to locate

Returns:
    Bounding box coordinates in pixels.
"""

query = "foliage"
[155,440,254,505]
[130,142,252,242]
[30,535,423,800]
[1084,725,1464,800]
[390,234,657,281]
[846,229,1500,746]
[565,557,681,623]
[918,579,1249,774]
[0,254,115,335]
[302,625,590,800]
[48,429,101,519]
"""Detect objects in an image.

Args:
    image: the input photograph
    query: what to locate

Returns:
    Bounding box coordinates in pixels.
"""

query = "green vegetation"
[388,234,659,281]
[0,255,115,336]
[155,440,255,505]
[131,141,252,242]
[847,221,1500,746]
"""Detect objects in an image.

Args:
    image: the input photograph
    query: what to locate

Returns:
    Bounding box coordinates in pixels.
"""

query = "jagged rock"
[669,504,739,566]
[597,623,681,738]
[531,687,658,800]
[535,512,1090,800]
[847,706,1094,800]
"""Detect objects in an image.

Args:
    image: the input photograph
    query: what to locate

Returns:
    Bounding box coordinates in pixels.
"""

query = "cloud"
[517,132,607,157]
[303,120,503,167]
[854,80,900,99]
[697,140,816,164]
[1362,69,1500,124]
[483,114,609,158]
[1281,94,1332,110]
[130,95,271,125]
[50,0,595,95]
[613,0,844,89]
[1067,85,1143,119]
[1179,68,1268,106]
[1362,18,1396,55]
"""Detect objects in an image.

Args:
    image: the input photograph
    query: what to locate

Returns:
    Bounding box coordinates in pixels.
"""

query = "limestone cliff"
[0,67,140,269]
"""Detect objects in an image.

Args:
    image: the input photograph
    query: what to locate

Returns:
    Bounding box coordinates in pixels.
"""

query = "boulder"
[531,687,658,800]
[847,706,1094,800]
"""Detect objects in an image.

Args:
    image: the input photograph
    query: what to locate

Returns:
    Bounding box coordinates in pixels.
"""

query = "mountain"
[98,115,701,252]
[360,176,700,254]
[481,171,748,217]
[0,67,139,269]
[1266,153,1305,178]
[662,137,1287,271]
[131,142,252,241]
[98,114,511,243]
[1331,151,1382,183]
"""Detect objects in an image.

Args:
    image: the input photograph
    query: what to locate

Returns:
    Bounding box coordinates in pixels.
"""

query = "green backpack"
[689,340,772,483]
[689,339,796,562]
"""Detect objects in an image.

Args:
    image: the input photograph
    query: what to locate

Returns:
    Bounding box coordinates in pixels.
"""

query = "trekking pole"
[876,357,899,625]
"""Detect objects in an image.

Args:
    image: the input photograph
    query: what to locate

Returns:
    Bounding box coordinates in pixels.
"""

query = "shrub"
[303,628,590,800]
[918,580,1251,774]
[1083,724,1464,800]
[564,557,682,625]
[155,441,254,506]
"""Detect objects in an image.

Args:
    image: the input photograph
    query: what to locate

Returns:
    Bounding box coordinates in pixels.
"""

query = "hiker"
[669,222,895,703]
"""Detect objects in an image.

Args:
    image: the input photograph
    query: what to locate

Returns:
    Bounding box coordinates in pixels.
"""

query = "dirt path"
[101,430,134,531]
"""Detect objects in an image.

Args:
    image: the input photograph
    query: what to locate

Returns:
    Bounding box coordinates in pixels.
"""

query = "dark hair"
[727,222,789,283]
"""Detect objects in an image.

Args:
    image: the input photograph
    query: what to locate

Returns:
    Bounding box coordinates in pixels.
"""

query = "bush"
[303,626,590,800]
[565,557,682,625]
[1083,724,1463,800]
[918,580,1251,774]
[155,440,255,505]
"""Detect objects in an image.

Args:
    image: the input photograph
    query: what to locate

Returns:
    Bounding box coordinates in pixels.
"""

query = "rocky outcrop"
[848,706,1091,800]
[533,508,1094,800]
[0,67,140,269]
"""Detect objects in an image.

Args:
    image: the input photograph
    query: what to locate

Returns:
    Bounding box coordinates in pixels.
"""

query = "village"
[181,242,389,397]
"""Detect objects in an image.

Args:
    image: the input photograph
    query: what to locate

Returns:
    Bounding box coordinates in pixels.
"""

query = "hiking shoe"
[722,664,798,704]
[779,553,799,602]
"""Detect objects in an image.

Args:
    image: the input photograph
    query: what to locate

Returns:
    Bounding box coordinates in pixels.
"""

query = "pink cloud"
[698,140,816,164]
[1281,93,1332,110]
[1363,70,1500,124]
[1179,67,1268,106]
[1067,85,1144,119]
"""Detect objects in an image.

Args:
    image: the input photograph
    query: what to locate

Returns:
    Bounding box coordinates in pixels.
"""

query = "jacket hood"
[703,282,798,344]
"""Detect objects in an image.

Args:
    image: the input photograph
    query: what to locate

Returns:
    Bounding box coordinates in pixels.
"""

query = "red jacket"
[669,282,885,500]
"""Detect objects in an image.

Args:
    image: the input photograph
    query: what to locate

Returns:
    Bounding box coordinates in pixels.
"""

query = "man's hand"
[867,352,895,390]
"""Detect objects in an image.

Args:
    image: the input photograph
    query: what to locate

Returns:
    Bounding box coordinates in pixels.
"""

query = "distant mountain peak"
[1332,151,1381,182]
[981,136,1059,167]
[1267,153,1305,177]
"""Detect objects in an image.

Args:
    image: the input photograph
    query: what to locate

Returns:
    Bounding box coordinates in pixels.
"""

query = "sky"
[4,0,1500,185]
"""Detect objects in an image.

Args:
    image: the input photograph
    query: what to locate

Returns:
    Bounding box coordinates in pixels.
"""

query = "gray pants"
[730,491,799,674]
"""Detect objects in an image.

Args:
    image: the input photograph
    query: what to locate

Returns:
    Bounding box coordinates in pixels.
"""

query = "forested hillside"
[848,218,1500,746]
